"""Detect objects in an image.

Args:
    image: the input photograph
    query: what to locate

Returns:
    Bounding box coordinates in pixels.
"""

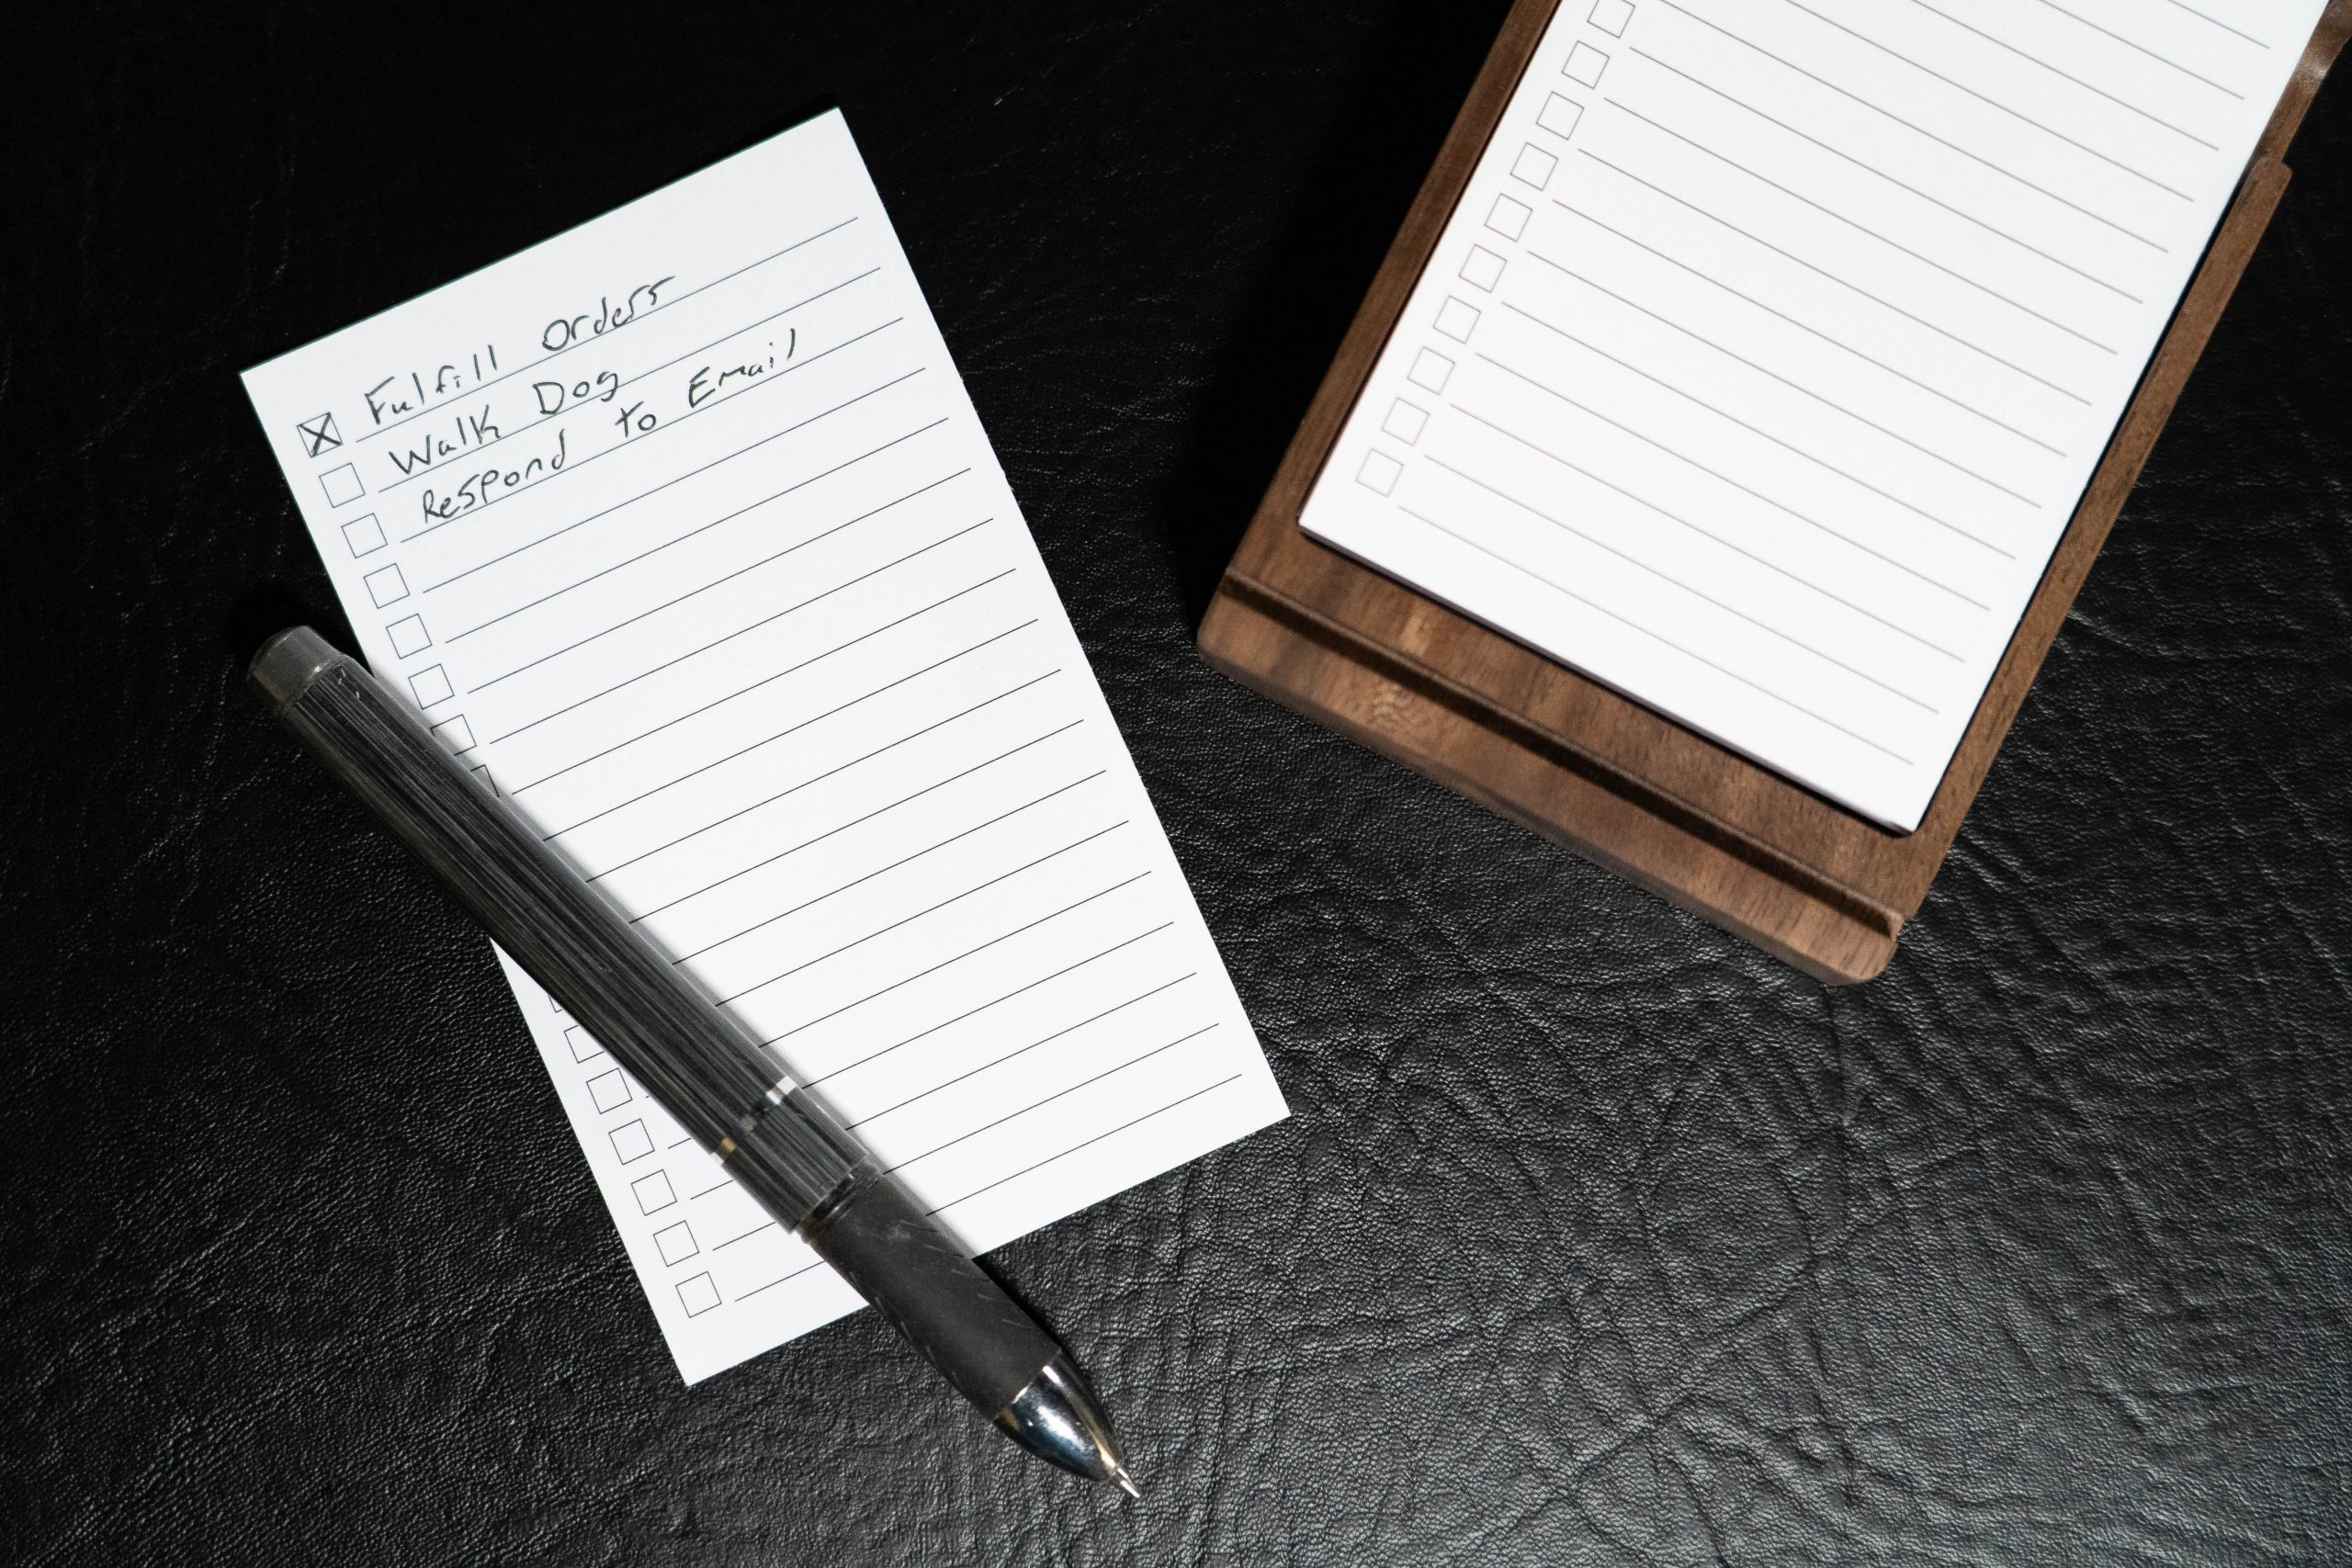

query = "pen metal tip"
[993,1354,1137,1493]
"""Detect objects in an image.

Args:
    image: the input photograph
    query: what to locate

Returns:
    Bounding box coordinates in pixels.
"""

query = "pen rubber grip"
[798,1171,1063,1413]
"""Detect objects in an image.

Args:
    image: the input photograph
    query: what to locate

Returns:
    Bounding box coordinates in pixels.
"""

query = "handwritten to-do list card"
[1302,0,2329,829]
[244,111,1286,1383]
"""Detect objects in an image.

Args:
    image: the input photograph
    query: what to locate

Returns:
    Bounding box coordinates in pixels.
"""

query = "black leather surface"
[6,4,2349,1562]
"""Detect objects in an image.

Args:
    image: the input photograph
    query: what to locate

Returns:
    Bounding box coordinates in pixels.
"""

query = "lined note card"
[243,111,1286,1383]
[1302,0,2329,829]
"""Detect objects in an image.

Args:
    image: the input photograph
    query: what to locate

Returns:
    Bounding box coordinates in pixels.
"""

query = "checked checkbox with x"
[296,412,341,457]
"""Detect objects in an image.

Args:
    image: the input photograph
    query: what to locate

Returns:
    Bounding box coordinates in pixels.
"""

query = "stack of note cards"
[243,111,1286,1383]
[1301,0,2330,829]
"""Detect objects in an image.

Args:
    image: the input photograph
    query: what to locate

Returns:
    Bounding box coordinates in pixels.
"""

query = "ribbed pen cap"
[248,625,344,710]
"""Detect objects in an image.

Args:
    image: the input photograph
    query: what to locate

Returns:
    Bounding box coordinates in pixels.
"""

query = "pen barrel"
[256,628,1078,1442]
[254,628,856,1219]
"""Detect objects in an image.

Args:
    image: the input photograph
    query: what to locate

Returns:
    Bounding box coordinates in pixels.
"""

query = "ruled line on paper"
[842,973,1199,1124]
[2154,0,2267,49]
[636,745,1102,935]
[702,827,1136,1007]
[1651,0,2169,250]
[1533,213,2072,455]
[589,680,1069,883]
[883,1024,1221,1175]
[1459,364,1973,653]
[1604,98,2128,347]
[2017,0,2246,99]
[736,1260,827,1301]
[1521,250,2050,505]
[460,464,972,682]
[797,921,1179,1072]
[540,625,1047,839]
[504,541,1011,793]
[1900,0,2222,149]
[1631,44,2155,291]
[673,795,1119,965]
[482,481,980,735]
[763,874,1159,1043]
[925,1074,1250,1216]
[1472,349,1990,619]
[502,565,1012,760]
[1762,0,2196,197]
[1495,298,2012,549]
[1569,154,2096,403]
[616,716,1083,902]
[713,1221,774,1250]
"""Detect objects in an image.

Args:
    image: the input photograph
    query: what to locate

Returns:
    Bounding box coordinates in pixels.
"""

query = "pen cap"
[250,626,858,1216]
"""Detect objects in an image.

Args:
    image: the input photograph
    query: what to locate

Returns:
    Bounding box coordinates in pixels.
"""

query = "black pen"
[250,626,1137,1495]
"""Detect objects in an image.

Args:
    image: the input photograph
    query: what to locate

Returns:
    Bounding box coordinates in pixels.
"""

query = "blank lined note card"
[1302,0,2329,829]
[243,111,1285,1383]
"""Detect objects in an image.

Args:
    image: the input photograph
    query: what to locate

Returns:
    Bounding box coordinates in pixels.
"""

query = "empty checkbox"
[407,664,454,707]
[565,1024,605,1063]
[1589,0,1634,36]
[1460,245,1508,291]
[1487,194,1532,241]
[1564,41,1610,86]
[654,1222,700,1265]
[676,1272,720,1316]
[1356,451,1404,497]
[631,1168,676,1214]
[588,1068,632,1113]
[362,563,410,608]
[1382,400,1430,445]
[469,763,496,795]
[1434,297,1482,343]
[1537,94,1585,140]
[430,714,476,755]
[385,615,432,657]
[1408,347,1456,394]
[1511,142,1559,191]
[610,1120,653,1164]
[320,462,366,506]
[341,513,386,558]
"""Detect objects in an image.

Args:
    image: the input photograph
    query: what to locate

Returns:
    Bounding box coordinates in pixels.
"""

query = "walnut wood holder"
[1200,0,2349,981]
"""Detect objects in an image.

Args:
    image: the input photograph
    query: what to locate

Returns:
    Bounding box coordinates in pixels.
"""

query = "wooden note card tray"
[1200,0,2349,983]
